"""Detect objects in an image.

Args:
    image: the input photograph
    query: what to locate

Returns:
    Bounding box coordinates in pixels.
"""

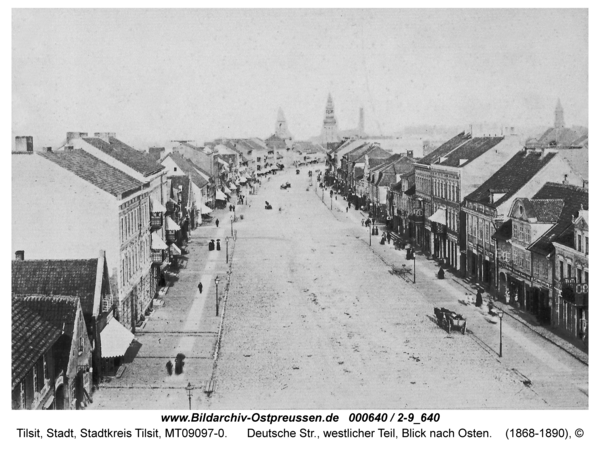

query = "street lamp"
[215,276,220,316]
[185,382,194,410]
[225,236,229,264]
[230,214,234,237]
[368,223,372,246]
[498,310,504,357]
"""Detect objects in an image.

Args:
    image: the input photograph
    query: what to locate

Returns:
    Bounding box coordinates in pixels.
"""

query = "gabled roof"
[82,137,164,177]
[465,150,558,206]
[435,136,504,167]
[162,152,210,189]
[527,199,564,223]
[535,126,586,147]
[12,296,63,388]
[418,132,471,165]
[527,182,588,255]
[40,149,143,198]
[12,259,99,318]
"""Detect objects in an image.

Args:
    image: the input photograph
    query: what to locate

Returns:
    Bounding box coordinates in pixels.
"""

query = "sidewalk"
[324,189,588,367]
[89,201,243,409]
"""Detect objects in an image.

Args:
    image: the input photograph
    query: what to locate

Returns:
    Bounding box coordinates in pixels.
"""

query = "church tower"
[321,93,340,145]
[275,107,292,140]
[554,99,565,129]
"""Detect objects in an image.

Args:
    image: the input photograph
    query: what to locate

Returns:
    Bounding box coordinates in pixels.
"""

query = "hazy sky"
[13,9,588,148]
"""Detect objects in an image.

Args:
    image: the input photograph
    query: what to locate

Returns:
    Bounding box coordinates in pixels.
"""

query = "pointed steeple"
[321,93,339,145]
[554,98,565,129]
[275,107,292,140]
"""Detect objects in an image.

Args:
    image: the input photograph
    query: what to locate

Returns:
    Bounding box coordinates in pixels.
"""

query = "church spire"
[321,93,340,145]
[275,107,292,140]
[554,98,565,129]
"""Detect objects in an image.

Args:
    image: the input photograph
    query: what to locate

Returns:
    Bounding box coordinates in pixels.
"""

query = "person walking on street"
[198,281,203,294]
[387,232,391,244]
[361,218,365,227]
[475,289,483,307]
[216,218,220,228]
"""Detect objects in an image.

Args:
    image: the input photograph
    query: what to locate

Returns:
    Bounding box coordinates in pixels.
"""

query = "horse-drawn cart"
[434,307,467,334]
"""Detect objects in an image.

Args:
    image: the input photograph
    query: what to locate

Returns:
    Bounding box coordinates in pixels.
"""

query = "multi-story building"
[464,148,585,291]
[13,142,153,332]
[552,206,588,341]
[391,170,415,236]
[493,182,588,325]
[12,294,93,410]
[416,130,522,272]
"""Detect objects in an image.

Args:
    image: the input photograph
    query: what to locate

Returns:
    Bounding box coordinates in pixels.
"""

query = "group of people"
[207,239,221,251]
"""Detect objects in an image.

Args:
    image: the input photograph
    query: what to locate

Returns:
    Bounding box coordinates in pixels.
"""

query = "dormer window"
[519,205,524,216]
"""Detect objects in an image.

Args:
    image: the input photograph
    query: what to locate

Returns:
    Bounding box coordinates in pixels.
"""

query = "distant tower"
[275,107,292,140]
[358,107,365,136]
[321,93,340,145]
[554,99,565,129]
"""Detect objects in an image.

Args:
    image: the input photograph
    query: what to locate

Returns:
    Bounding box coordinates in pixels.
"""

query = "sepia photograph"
[10,6,589,420]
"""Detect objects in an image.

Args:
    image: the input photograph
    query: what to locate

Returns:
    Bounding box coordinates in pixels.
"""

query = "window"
[559,261,564,280]
[567,263,572,279]
[585,237,589,255]
[513,223,518,239]
[577,268,582,283]
[79,336,84,354]
[485,222,490,242]
[525,227,530,243]
[43,354,48,380]
[584,271,588,284]
[577,234,582,252]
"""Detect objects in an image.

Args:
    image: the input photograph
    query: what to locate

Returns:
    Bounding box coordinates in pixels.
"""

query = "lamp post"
[368,223,372,246]
[225,237,229,264]
[230,214,234,237]
[215,276,220,316]
[185,382,194,410]
[498,310,504,357]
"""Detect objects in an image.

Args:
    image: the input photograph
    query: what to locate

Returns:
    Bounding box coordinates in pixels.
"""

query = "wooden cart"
[434,307,467,334]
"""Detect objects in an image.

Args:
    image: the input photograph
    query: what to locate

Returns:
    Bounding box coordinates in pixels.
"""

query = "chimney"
[562,174,569,185]
[407,150,413,158]
[66,132,88,142]
[14,136,33,153]
[15,250,24,261]
[94,132,116,144]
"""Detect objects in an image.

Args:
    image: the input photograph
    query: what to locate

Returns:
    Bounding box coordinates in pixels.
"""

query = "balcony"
[150,213,163,229]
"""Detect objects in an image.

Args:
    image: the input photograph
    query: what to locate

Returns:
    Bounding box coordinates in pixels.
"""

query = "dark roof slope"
[492,219,512,241]
[12,296,63,388]
[82,137,164,177]
[14,294,79,338]
[419,132,471,165]
[163,152,209,189]
[465,151,558,206]
[529,199,564,222]
[437,136,504,167]
[12,259,98,317]
[528,183,588,255]
[40,149,143,198]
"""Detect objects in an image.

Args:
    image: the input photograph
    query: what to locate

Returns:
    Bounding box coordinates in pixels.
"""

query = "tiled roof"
[40,149,143,198]
[535,127,585,147]
[529,199,564,222]
[343,143,372,161]
[465,151,558,206]
[377,172,397,187]
[12,259,98,318]
[436,136,504,167]
[418,132,471,165]
[82,137,164,177]
[528,183,588,255]
[164,152,210,189]
[12,296,63,388]
[14,294,79,338]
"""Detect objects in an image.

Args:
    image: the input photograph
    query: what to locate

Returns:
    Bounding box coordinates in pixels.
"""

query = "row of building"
[325,102,588,344]
[11,128,277,409]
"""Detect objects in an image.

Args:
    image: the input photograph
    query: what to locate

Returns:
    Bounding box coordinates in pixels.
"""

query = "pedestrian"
[216,218,220,228]
[216,239,221,251]
[198,281,203,294]
[475,289,483,307]
[361,219,365,227]
[387,232,391,244]
[346,206,349,213]
[166,360,173,376]
[437,267,445,279]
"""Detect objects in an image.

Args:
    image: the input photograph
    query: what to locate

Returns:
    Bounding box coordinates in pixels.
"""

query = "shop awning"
[151,232,168,250]
[170,243,182,256]
[223,185,231,194]
[202,204,213,214]
[239,177,247,183]
[229,182,236,190]
[429,208,447,225]
[100,319,135,359]
[165,216,181,231]
[216,190,227,200]
[151,197,167,213]
[217,158,229,167]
